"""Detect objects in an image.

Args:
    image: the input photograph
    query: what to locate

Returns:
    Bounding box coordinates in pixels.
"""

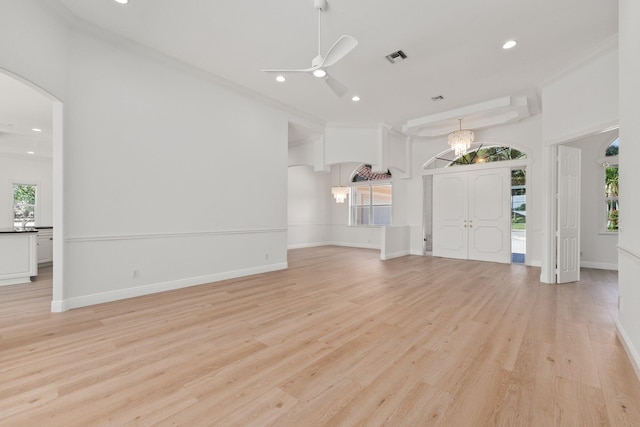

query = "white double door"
[433,167,511,264]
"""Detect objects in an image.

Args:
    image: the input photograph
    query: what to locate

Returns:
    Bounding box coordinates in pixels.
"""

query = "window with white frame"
[13,183,37,228]
[603,138,619,232]
[349,165,392,226]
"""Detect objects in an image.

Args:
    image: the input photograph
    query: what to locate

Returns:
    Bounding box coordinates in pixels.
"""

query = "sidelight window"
[603,138,619,232]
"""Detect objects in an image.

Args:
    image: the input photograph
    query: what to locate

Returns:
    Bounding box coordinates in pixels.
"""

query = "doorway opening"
[511,168,526,264]
[0,68,63,311]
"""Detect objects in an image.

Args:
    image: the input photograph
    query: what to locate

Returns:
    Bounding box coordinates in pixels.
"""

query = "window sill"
[598,231,618,235]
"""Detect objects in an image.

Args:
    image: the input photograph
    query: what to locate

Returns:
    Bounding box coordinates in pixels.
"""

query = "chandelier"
[448,118,474,156]
[331,164,349,203]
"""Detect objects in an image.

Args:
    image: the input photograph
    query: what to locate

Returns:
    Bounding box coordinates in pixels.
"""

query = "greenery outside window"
[448,145,526,167]
[603,138,619,233]
[13,184,37,228]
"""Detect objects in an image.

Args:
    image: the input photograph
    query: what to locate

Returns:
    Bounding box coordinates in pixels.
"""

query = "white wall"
[1,0,290,310]
[565,131,619,270]
[325,126,381,167]
[0,1,68,100]
[287,165,331,248]
[0,156,53,228]
[59,28,289,308]
[542,43,618,145]
[618,0,640,377]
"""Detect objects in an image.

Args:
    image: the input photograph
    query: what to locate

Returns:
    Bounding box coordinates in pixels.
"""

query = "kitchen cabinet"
[37,228,53,264]
[0,229,37,286]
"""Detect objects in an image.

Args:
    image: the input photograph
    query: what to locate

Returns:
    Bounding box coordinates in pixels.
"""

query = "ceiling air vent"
[386,50,407,64]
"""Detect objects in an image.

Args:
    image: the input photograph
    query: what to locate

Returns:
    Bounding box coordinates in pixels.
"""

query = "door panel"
[433,173,468,260]
[433,168,511,264]
[557,145,581,283]
[468,168,511,263]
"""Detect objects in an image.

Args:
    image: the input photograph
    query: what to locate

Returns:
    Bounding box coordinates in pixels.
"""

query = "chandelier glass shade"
[448,119,474,156]
[331,163,349,203]
[331,186,349,203]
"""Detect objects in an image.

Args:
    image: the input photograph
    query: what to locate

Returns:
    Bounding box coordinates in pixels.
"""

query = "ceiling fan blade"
[325,75,348,98]
[320,35,358,68]
[261,66,317,74]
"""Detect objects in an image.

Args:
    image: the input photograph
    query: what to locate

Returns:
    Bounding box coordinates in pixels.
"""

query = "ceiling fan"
[262,0,358,98]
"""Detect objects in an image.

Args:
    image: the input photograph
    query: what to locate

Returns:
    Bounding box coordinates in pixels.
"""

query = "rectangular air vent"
[386,50,407,64]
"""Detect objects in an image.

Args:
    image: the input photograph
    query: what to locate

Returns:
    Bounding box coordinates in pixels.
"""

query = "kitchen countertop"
[0,228,39,234]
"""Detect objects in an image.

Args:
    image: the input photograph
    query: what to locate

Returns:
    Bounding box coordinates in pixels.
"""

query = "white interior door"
[433,173,468,260]
[468,168,511,263]
[433,167,511,264]
[557,145,581,283]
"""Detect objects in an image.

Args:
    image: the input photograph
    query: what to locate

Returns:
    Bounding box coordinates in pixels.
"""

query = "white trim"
[287,242,327,250]
[50,299,68,313]
[380,250,410,260]
[616,319,640,382]
[618,244,640,261]
[580,261,618,270]
[54,262,288,311]
[52,101,64,311]
[541,145,558,283]
[527,259,542,268]
[329,241,380,250]
[543,120,619,146]
[422,158,531,176]
[66,228,287,243]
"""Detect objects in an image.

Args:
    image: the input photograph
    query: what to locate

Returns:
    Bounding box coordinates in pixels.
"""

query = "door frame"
[0,68,65,311]
[540,126,619,284]
[423,158,530,262]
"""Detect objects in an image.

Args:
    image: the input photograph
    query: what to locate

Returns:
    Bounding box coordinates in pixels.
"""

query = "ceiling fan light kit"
[262,0,358,97]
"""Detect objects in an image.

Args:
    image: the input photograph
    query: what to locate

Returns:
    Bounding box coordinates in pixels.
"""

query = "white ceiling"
[1,0,618,154]
[0,73,53,159]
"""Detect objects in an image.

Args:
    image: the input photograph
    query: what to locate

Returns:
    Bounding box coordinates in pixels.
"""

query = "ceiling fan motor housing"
[313,0,327,12]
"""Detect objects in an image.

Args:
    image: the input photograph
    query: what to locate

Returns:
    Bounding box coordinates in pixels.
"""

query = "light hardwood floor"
[1,247,640,426]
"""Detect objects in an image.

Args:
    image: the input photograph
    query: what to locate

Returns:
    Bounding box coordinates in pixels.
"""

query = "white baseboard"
[329,241,380,250]
[54,262,287,312]
[581,261,618,270]
[51,299,68,313]
[381,250,410,260]
[289,242,380,250]
[616,319,640,382]
[287,242,327,250]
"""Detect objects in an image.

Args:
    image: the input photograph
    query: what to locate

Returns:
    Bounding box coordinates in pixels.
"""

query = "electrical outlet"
[265,253,269,260]
[131,268,139,279]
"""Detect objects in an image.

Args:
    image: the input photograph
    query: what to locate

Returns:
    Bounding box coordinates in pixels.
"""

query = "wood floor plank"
[1,249,640,426]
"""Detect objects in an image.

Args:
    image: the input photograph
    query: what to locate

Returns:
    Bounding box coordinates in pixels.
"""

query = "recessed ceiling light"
[32,128,42,132]
[351,95,360,102]
[114,0,129,4]
[275,75,286,83]
[313,69,327,78]
[27,151,35,155]
[502,40,517,50]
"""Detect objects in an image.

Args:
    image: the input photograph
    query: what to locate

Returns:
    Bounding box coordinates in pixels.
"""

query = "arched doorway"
[0,68,64,311]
